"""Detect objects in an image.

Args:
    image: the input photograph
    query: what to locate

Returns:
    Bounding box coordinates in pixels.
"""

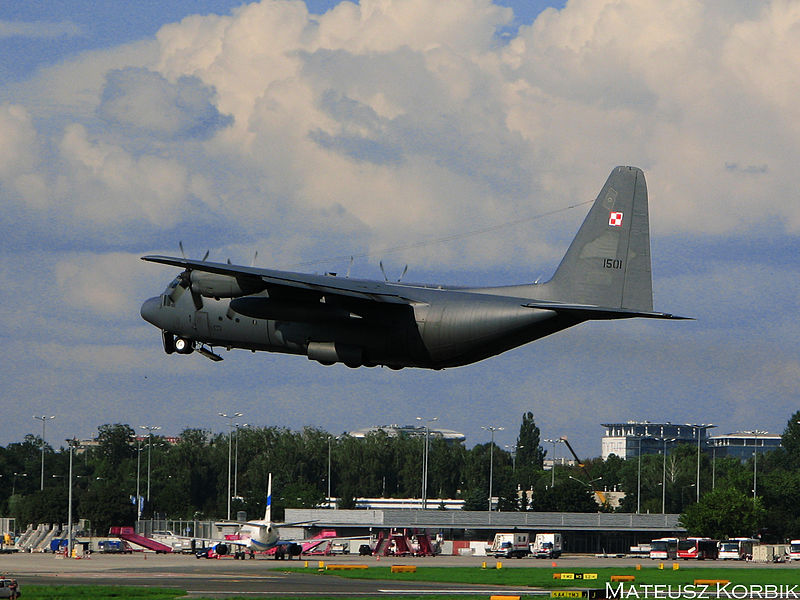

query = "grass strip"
[20,588,541,600]
[277,565,800,588]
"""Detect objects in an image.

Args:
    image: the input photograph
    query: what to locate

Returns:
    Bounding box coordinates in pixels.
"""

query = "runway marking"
[185,590,543,597]
[377,590,544,595]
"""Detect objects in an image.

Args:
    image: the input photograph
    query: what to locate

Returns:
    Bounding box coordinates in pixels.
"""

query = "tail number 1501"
[603,258,623,270]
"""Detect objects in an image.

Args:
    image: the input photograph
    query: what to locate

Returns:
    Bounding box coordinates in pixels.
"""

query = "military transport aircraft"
[141,166,687,369]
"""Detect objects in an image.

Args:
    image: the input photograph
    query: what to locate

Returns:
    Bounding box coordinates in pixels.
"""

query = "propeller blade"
[191,290,203,311]
[179,241,187,259]
[379,260,388,282]
[398,265,408,282]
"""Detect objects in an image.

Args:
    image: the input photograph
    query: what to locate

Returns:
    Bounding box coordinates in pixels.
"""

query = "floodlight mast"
[482,426,504,511]
[34,415,55,491]
[416,417,438,509]
[219,412,243,520]
[140,425,161,505]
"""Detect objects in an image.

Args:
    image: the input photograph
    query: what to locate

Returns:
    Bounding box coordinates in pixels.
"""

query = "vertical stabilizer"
[264,473,272,522]
[544,166,653,311]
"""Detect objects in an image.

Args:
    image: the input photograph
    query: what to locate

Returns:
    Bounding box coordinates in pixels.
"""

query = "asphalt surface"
[1,552,796,597]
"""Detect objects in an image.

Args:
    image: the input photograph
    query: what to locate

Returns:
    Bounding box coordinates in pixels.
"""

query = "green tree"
[78,481,136,534]
[680,487,765,539]
[515,412,545,470]
[780,410,800,463]
[95,424,135,477]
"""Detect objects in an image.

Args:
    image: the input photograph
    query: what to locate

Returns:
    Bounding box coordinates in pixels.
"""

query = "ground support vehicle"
[649,537,678,560]
[489,532,530,559]
[532,533,562,559]
[677,538,718,560]
[0,578,19,599]
[98,540,133,554]
[718,538,757,560]
[789,540,800,561]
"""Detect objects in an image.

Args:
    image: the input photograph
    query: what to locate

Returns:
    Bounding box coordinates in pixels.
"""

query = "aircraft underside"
[142,290,579,369]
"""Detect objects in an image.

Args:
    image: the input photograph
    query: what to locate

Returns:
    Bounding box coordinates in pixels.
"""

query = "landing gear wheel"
[175,338,194,354]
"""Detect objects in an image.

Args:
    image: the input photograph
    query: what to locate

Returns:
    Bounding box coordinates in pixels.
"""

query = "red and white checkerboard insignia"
[608,212,623,227]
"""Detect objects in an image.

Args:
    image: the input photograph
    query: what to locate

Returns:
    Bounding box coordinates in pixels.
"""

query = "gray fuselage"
[140,276,577,369]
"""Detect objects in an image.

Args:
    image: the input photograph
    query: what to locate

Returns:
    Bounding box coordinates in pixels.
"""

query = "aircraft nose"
[140,297,160,325]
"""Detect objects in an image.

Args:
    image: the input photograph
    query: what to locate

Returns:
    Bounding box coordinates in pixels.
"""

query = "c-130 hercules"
[141,166,687,369]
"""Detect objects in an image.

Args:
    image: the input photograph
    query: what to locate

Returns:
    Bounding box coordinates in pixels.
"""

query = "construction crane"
[559,436,607,506]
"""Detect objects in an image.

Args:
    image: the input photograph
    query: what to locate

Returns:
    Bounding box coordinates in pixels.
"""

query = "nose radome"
[140,297,160,325]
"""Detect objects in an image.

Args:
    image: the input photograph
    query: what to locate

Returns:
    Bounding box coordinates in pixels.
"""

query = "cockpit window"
[162,277,184,306]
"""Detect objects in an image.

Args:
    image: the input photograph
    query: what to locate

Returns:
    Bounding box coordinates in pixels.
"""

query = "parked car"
[0,578,20,599]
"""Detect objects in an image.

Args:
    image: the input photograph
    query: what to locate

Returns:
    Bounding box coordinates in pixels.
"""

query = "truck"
[489,532,530,558]
[531,533,562,559]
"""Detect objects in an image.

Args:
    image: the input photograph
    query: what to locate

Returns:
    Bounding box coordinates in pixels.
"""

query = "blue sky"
[0,0,798,464]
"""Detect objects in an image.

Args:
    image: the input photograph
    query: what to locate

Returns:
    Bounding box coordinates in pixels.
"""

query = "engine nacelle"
[190,272,265,298]
[307,341,363,367]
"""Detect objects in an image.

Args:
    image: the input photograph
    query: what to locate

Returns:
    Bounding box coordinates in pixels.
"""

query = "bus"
[718,538,757,560]
[677,538,718,560]
[789,540,800,561]
[649,537,678,560]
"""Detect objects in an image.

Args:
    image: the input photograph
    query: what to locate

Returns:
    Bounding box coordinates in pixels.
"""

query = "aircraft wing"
[522,301,692,320]
[141,256,418,305]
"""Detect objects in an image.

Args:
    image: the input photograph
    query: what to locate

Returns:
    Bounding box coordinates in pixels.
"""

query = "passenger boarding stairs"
[373,529,435,556]
[15,526,35,549]
[20,524,49,551]
[35,524,61,551]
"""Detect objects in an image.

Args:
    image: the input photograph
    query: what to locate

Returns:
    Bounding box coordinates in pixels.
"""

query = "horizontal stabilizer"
[522,301,692,321]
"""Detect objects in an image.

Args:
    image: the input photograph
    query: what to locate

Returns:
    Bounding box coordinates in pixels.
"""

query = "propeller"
[176,241,208,311]
[380,260,408,283]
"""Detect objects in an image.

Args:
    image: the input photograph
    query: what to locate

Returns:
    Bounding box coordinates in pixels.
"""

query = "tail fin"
[264,473,272,522]
[544,166,653,311]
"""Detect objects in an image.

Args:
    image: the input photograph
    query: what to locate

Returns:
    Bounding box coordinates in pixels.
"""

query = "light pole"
[11,473,27,496]
[636,435,646,514]
[482,425,504,511]
[661,438,675,514]
[691,424,715,503]
[66,438,79,557]
[233,423,248,500]
[140,425,161,503]
[219,412,242,520]
[745,430,767,501]
[544,438,562,488]
[327,435,333,505]
[505,444,523,471]
[135,439,143,522]
[417,416,438,509]
[33,415,55,491]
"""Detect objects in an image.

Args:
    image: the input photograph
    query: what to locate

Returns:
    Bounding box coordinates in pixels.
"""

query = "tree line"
[2,410,799,541]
